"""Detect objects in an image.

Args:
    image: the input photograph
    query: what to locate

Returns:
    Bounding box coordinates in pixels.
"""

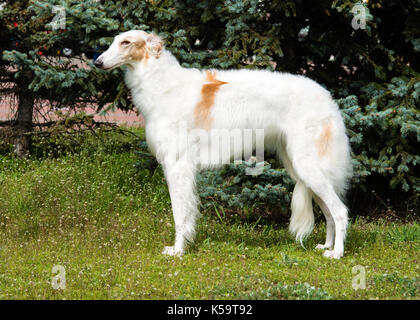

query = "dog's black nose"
[94,59,103,68]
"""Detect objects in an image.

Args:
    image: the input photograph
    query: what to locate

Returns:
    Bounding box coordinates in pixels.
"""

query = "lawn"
[0,128,418,299]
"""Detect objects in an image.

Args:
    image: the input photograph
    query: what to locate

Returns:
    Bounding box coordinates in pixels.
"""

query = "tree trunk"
[13,89,34,158]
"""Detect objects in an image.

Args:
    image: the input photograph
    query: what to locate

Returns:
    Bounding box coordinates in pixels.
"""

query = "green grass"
[0,129,418,299]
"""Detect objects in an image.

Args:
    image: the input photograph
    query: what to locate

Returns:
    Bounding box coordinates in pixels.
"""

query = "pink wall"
[0,96,144,127]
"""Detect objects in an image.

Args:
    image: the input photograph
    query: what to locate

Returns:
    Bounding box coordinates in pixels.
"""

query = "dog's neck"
[123,50,185,119]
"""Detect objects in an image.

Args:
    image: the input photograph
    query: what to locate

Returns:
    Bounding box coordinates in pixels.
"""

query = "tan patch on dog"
[317,122,333,157]
[194,71,228,129]
[128,38,147,61]
[125,33,162,62]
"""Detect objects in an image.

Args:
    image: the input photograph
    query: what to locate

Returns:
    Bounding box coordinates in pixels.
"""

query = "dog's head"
[94,30,163,70]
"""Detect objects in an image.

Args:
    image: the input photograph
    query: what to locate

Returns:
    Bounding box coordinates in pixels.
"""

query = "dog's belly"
[187,127,278,168]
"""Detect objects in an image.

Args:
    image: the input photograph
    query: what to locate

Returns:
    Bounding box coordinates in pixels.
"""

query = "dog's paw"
[162,246,184,257]
[323,249,343,259]
[315,244,332,250]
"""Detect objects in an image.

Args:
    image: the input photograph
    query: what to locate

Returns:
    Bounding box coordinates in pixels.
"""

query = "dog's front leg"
[161,156,199,256]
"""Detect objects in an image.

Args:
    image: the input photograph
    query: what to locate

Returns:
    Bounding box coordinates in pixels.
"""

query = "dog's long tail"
[289,181,314,245]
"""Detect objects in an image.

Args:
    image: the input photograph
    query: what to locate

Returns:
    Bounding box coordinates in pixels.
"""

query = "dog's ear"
[146,33,163,58]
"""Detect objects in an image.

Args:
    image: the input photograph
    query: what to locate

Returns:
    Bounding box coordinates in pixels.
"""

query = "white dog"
[95,30,353,259]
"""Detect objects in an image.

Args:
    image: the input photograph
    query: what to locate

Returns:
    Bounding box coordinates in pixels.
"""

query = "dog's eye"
[121,40,131,46]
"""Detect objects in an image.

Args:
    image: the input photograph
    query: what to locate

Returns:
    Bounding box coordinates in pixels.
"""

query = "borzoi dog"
[94,30,353,259]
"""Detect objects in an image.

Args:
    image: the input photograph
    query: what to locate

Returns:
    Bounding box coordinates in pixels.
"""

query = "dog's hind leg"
[291,160,348,259]
[285,133,349,259]
[311,184,348,259]
[313,194,335,250]
[161,157,200,256]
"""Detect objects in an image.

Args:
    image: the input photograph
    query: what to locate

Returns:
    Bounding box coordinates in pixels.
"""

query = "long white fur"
[96,30,353,259]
